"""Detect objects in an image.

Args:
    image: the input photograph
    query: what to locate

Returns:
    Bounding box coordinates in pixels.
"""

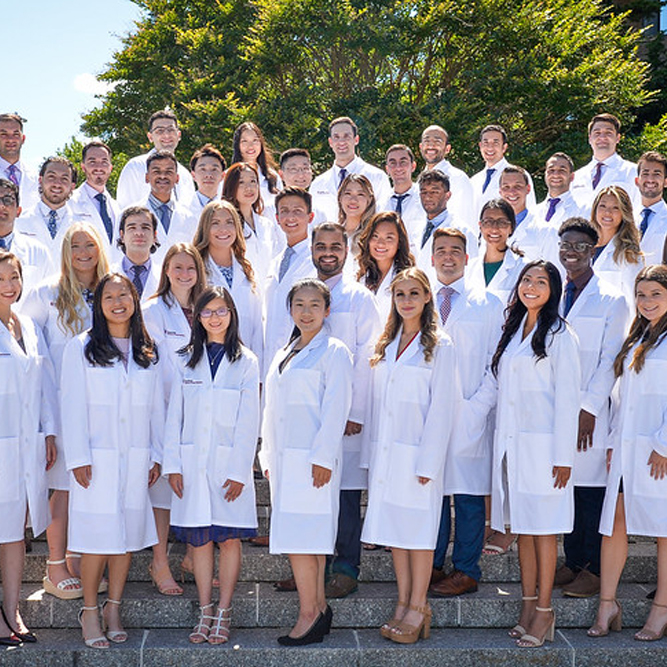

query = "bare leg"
[399,550,433,628]
[193,542,214,607]
[79,554,107,643]
[102,553,132,636]
[520,534,557,641]
[636,537,667,638]
[149,508,182,595]
[289,554,321,637]
[0,541,26,634]
[217,538,241,610]
[515,534,538,631]
[45,490,79,590]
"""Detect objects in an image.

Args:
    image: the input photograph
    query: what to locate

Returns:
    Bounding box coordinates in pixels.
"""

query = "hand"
[169,473,184,499]
[552,466,571,489]
[223,479,244,502]
[344,421,363,436]
[606,448,613,473]
[312,464,332,488]
[577,410,596,452]
[73,465,92,489]
[263,469,270,481]
[45,435,57,471]
[417,476,431,485]
[648,450,667,480]
[148,463,161,487]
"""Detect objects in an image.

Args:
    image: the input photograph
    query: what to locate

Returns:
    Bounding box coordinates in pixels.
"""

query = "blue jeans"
[433,495,485,582]
[327,489,361,580]
[563,486,605,576]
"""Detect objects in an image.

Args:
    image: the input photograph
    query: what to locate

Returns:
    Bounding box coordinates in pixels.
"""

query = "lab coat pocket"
[0,437,20,502]
[279,448,332,515]
[640,360,667,396]
[126,448,151,510]
[636,435,667,498]
[133,369,154,406]
[383,442,431,510]
[87,367,116,405]
[213,388,241,429]
[517,433,560,495]
[72,449,119,513]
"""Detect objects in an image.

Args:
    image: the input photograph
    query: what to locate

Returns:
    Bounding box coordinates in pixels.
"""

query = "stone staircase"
[2,479,662,666]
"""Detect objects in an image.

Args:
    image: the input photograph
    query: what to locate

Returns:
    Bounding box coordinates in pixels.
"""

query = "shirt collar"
[334,155,361,176]
[148,193,174,212]
[38,200,66,219]
[427,208,450,227]
[437,275,465,294]
[83,182,106,201]
[515,208,529,226]
[566,267,594,292]
[122,255,152,273]
[324,274,343,290]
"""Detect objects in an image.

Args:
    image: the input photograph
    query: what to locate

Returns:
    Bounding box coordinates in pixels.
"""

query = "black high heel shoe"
[323,605,333,635]
[277,612,326,646]
[1,606,34,643]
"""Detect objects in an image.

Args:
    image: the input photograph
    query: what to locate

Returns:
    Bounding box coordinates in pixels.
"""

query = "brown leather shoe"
[324,573,358,598]
[429,570,478,597]
[562,569,600,598]
[430,568,446,587]
[554,564,577,587]
[273,576,297,592]
[248,535,270,547]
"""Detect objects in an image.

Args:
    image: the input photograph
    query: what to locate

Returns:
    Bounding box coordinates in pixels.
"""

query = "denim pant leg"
[434,496,452,570]
[451,494,486,582]
[330,489,362,579]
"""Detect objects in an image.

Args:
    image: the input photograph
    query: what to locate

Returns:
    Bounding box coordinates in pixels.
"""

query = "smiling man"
[0,113,39,210]
[186,143,226,219]
[535,153,586,230]
[633,151,667,265]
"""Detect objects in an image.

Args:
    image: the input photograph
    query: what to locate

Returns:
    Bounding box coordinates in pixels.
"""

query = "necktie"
[392,193,409,216]
[592,162,604,189]
[95,193,114,243]
[6,164,19,186]
[438,286,455,325]
[47,210,58,239]
[640,208,653,238]
[545,197,560,222]
[278,246,295,282]
[482,168,496,193]
[0,237,6,249]
[563,281,577,317]
[131,264,146,297]
[421,220,435,249]
[158,203,171,233]
[337,168,348,190]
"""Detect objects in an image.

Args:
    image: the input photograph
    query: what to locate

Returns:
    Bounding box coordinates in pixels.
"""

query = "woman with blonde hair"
[338,174,376,264]
[21,221,110,601]
[590,186,644,305]
[193,201,263,366]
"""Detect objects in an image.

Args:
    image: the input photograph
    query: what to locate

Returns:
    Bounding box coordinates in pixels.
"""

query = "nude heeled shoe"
[508,595,538,639]
[78,606,109,650]
[587,598,622,637]
[516,606,555,648]
[380,599,408,639]
[634,602,667,641]
[101,599,128,643]
[389,604,432,644]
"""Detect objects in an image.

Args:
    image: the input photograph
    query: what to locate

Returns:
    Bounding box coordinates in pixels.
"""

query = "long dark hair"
[231,122,279,194]
[180,286,242,368]
[222,161,264,216]
[491,260,564,377]
[84,273,157,369]
[285,278,331,346]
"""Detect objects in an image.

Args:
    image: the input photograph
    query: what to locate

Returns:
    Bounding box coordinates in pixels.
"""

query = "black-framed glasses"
[558,241,594,253]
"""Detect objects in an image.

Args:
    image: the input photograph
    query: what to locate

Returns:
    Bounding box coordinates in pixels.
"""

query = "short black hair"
[558,217,599,245]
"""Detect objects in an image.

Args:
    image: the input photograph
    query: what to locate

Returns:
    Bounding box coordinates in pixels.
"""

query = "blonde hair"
[192,200,256,289]
[56,222,110,335]
[154,243,207,307]
[591,186,642,265]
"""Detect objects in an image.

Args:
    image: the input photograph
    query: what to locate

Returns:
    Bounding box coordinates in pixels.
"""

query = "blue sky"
[5,0,144,167]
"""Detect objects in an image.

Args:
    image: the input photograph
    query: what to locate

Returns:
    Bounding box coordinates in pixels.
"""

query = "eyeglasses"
[479,218,511,229]
[0,195,17,207]
[558,241,594,253]
[283,166,312,175]
[200,307,230,319]
[151,127,178,136]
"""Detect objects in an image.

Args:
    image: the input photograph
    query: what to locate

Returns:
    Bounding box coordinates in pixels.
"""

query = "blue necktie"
[47,210,58,239]
[131,264,146,297]
[158,204,171,233]
[337,168,348,190]
[421,220,435,249]
[0,237,6,249]
[482,168,495,193]
[563,281,577,317]
[545,197,560,222]
[392,193,409,216]
[278,246,295,282]
[95,193,114,243]
[640,208,653,238]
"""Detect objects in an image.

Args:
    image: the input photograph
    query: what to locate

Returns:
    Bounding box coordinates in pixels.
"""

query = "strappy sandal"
[208,606,231,645]
[78,606,109,650]
[517,606,555,648]
[101,599,128,643]
[189,603,215,643]
[148,563,183,596]
[380,599,408,639]
[587,598,622,637]
[635,602,667,641]
[389,604,432,644]
[43,559,83,600]
[509,595,538,639]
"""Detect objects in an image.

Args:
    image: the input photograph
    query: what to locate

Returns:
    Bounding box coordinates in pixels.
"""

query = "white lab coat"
[243,212,281,286]
[572,153,639,214]
[362,267,396,330]
[592,241,644,309]
[534,191,586,231]
[440,284,504,496]
[636,199,667,266]
[259,330,352,554]
[511,210,560,267]
[470,157,537,218]
[69,185,122,262]
[112,259,161,305]
[163,346,260,529]
[431,159,476,230]
[2,159,39,210]
[378,183,427,244]
[0,314,56,543]
[361,332,458,550]
[116,152,196,210]
[206,257,264,370]
[11,232,55,295]
[465,248,527,305]
[20,281,92,490]
[600,340,667,537]
[15,202,76,266]
[490,319,580,535]
[326,277,382,489]
[60,334,164,554]
[561,275,630,486]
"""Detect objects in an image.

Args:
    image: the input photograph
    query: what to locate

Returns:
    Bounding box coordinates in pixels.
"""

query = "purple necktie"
[545,197,560,222]
[592,162,604,189]
[439,286,455,325]
[6,164,19,186]
[482,168,495,193]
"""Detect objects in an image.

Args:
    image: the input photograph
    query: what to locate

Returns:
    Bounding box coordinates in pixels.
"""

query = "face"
[191,156,224,192]
[328,122,359,162]
[101,278,135,327]
[478,130,507,166]
[340,181,371,219]
[199,296,231,339]
[636,161,667,202]
[419,128,449,165]
[544,156,573,196]
[120,214,156,255]
[518,266,551,312]
[0,259,22,307]
[559,230,594,278]
[312,229,347,278]
[290,286,329,336]
[432,235,467,284]
[385,149,416,186]
[479,207,512,247]
[0,119,25,162]
[147,118,181,152]
[636,280,667,326]
[419,181,450,216]
[393,277,430,322]
[81,146,112,189]
[0,186,20,233]
[40,162,75,207]
[70,231,100,274]
[236,168,259,206]
[368,221,399,265]
[239,129,262,163]
[165,252,198,292]
[146,158,179,198]
[499,172,529,213]
[594,193,622,235]
[276,195,313,242]
[280,156,313,189]
[589,121,620,160]
[208,209,237,249]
